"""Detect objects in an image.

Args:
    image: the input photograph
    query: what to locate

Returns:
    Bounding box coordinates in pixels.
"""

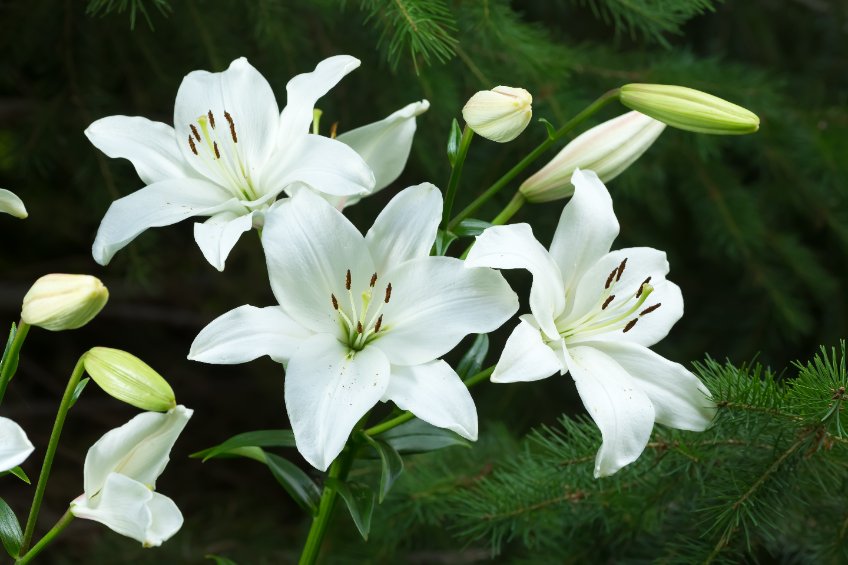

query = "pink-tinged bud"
[462,86,532,143]
[520,112,665,202]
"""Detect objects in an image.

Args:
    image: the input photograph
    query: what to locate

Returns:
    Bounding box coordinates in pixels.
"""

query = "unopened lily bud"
[520,111,665,202]
[462,86,532,142]
[619,84,759,135]
[83,347,176,412]
[22,274,109,331]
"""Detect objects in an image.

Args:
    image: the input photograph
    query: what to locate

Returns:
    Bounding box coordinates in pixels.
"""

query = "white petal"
[279,55,361,145]
[174,58,279,177]
[465,223,565,339]
[85,116,194,185]
[92,178,237,266]
[144,491,184,547]
[565,345,655,478]
[71,473,154,545]
[337,100,430,193]
[382,360,477,440]
[285,333,390,471]
[262,188,374,334]
[365,183,441,274]
[83,406,192,497]
[0,189,27,219]
[193,211,255,271]
[491,318,564,383]
[590,341,715,430]
[0,417,34,472]
[548,169,619,301]
[189,305,312,365]
[376,256,518,366]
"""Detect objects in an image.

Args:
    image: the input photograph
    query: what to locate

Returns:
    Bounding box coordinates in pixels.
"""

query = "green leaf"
[447,118,462,166]
[361,434,404,503]
[0,498,23,558]
[190,430,296,461]
[538,117,557,140]
[8,467,30,484]
[0,323,16,373]
[434,229,458,256]
[377,418,471,454]
[457,334,489,379]
[264,452,322,515]
[325,478,375,540]
[453,219,492,238]
[69,377,90,408]
[205,555,238,565]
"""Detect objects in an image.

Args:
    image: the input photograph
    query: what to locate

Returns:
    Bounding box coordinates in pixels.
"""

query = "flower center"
[330,269,392,351]
[186,110,258,201]
[558,257,662,341]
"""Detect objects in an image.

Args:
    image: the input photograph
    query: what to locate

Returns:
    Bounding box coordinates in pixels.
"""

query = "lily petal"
[337,100,430,195]
[83,406,192,497]
[377,256,518,366]
[548,169,619,303]
[0,189,27,219]
[0,417,35,472]
[92,178,237,266]
[189,305,312,365]
[365,183,441,274]
[272,134,375,198]
[590,340,715,430]
[466,223,565,339]
[491,318,564,383]
[194,210,255,271]
[262,188,374,334]
[145,491,184,547]
[85,116,194,185]
[566,345,655,478]
[285,333,390,471]
[382,360,478,440]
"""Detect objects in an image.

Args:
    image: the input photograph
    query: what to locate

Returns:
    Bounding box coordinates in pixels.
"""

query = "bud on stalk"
[462,86,533,143]
[83,347,176,412]
[21,274,109,331]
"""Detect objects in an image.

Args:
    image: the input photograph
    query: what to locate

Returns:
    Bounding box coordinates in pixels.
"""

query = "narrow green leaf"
[325,478,375,540]
[361,434,404,502]
[69,377,90,408]
[205,555,238,565]
[447,118,462,166]
[264,452,322,515]
[377,418,471,454]
[0,497,23,558]
[8,467,30,484]
[453,219,492,238]
[434,229,458,256]
[538,117,557,139]
[457,334,489,379]
[190,430,296,461]
[0,323,16,373]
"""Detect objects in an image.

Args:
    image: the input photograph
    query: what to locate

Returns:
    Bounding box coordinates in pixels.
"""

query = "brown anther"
[605,269,617,289]
[615,258,627,282]
[640,303,661,316]
[602,295,615,310]
[213,141,221,159]
[374,314,383,333]
[188,136,198,155]
[345,269,352,290]
[329,122,338,139]
[190,124,201,142]
[370,273,378,287]
[623,319,638,333]
[225,111,237,143]
[356,321,363,334]
[384,283,392,303]
[635,277,652,298]
[207,110,216,129]
[331,294,339,310]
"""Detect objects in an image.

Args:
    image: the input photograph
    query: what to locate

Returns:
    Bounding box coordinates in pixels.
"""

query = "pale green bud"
[462,86,532,143]
[520,111,665,202]
[22,274,109,331]
[83,347,176,412]
[619,83,759,135]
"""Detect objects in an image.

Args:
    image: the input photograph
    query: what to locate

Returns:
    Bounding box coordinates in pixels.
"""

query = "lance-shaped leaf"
[0,498,22,558]
[361,434,404,502]
[377,418,471,454]
[265,452,322,515]
[457,334,489,379]
[324,478,375,540]
[191,430,296,462]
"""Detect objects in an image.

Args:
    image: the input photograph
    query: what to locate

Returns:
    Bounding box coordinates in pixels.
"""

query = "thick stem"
[448,89,620,230]
[298,449,354,565]
[0,321,30,405]
[19,356,87,554]
[441,126,475,233]
[15,511,74,565]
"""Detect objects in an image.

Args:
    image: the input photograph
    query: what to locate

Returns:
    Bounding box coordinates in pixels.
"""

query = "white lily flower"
[70,405,192,547]
[86,56,375,271]
[0,417,34,472]
[189,185,518,470]
[0,189,27,219]
[466,169,715,478]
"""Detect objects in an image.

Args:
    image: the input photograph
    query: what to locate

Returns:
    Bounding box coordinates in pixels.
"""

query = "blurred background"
[1,0,846,562]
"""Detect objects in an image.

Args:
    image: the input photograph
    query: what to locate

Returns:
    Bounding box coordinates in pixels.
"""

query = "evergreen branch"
[85,0,171,29]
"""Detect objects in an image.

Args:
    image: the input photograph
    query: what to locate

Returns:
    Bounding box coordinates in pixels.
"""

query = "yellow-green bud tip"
[21,274,109,331]
[83,347,176,412]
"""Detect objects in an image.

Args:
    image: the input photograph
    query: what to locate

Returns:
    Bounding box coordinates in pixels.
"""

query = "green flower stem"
[0,321,30,405]
[441,126,475,232]
[447,89,620,231]
[364,365,496,437]
[15,511,74,565]
[19,356,87,554]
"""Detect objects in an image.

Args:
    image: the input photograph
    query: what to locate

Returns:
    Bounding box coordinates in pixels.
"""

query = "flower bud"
[520,111,665,202]
[462,86,532,143]
[619,84,759,135]
[83,347,176,412]
[21,274,109,331]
